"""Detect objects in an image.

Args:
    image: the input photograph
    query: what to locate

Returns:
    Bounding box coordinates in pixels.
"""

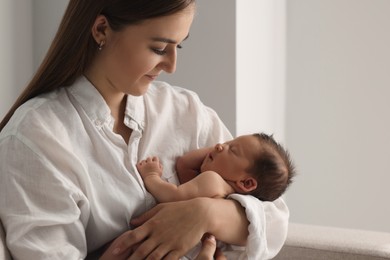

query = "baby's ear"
[236,177,257,193]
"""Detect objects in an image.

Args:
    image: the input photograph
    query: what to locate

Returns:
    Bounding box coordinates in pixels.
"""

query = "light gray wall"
[0,0,33,119]
[159,0,236,134]
[285,0,390,232]
[32,0,69,68]
[0,0,67,119]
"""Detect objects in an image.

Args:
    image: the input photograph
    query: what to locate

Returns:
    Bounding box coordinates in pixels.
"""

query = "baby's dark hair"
[247,133,295,201]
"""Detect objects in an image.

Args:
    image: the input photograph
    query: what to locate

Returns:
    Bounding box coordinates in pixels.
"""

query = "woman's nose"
[160,50,177,74]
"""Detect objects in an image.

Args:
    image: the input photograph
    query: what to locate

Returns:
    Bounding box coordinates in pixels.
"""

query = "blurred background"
[1,0,389,233]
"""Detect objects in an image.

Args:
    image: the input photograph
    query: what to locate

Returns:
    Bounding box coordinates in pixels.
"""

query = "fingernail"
[206,234,216,242]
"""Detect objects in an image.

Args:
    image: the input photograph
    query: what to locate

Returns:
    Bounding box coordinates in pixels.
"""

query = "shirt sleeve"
[227,194,289,259]
[198,105,233,147]
[0,135,88,260]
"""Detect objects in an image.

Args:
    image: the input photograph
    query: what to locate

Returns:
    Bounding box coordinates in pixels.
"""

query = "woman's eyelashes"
[152,48,167,55]
[151,44,183,56]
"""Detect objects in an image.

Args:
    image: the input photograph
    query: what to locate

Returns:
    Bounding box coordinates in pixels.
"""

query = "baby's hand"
[136,156,163,179]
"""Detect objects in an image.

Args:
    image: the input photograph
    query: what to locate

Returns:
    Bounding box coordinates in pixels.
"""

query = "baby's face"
[200,135,261,181]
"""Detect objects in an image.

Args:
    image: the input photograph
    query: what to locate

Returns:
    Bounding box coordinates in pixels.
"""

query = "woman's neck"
[84,72,131,144]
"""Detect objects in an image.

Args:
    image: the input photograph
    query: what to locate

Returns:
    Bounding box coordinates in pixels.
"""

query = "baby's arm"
[137,156,163,178]
[176,147,213,184]
[137,157,177,203]
[137,157,234,202]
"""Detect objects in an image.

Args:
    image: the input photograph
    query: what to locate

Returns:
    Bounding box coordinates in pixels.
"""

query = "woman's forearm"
[203,198,249,246]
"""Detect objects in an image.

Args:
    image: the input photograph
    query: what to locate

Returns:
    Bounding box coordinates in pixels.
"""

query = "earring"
[98,41,105,51]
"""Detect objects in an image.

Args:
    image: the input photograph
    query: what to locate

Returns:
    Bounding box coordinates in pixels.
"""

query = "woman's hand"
[99,232,227,260]
[101,198,213,259]
[99,197,247,259]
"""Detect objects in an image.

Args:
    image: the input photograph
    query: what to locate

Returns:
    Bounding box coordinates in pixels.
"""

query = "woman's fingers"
[99,230,145,259]
[105,229,147,257]
[163,236,219,260]
[130,242,174,260]
[128,199,209,258]
[130,204,160,227]
[195,234,217,260]
[127,240,160,260]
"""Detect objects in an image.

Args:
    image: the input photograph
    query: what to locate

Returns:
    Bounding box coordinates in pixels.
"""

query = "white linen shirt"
[0,76,288,259]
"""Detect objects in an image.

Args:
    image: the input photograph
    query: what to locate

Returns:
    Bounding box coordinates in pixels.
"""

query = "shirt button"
[95,119,103,127]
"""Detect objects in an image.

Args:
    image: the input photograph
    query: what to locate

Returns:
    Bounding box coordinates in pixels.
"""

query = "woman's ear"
[91,15,110,44]
[236,177,257,193]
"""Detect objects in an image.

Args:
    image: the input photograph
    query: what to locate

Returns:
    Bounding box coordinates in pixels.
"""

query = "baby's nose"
[215,143,223,152]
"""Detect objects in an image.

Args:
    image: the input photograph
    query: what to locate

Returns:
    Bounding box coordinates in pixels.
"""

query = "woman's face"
[91,5,195,97]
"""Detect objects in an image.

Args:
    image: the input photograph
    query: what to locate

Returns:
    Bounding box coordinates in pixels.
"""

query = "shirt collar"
[68,76,112,127]
[125,94,145,131]
[68,76,145,130]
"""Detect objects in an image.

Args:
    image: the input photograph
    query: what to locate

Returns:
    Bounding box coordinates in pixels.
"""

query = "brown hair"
[0,0,195,131]
[248,133,296,201]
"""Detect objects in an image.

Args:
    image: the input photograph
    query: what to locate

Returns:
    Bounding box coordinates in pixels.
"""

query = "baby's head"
[247,133,295,201]
[200,133,295,201]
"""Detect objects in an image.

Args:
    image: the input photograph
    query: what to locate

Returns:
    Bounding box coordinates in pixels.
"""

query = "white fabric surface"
[0,76,288,259]
[0,221,11,260]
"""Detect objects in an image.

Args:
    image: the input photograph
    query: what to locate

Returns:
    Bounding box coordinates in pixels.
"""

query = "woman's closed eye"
[151,48,167,55]
[151,44,182,56]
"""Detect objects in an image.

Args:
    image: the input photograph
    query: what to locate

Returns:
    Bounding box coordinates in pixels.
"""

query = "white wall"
[236,0,286,140]
[285,0,390,232]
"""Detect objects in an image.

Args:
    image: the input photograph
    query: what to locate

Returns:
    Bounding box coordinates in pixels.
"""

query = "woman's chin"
[128,84,150,96]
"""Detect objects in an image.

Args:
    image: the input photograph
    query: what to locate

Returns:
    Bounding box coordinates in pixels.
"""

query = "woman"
[0,0,288,259]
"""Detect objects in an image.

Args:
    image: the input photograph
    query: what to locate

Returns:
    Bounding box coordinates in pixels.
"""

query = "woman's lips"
[145,75,158,81]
